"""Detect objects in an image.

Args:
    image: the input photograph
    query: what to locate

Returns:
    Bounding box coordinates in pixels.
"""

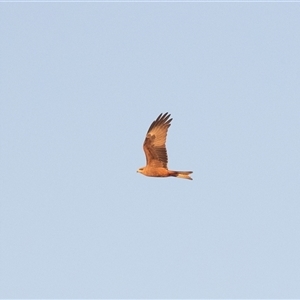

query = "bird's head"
[137,167,144,174]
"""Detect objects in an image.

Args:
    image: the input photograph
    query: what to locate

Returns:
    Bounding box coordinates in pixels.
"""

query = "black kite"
[137,112,193,180]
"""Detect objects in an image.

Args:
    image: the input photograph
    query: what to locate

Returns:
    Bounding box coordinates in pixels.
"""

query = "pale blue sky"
[1,3,300,298]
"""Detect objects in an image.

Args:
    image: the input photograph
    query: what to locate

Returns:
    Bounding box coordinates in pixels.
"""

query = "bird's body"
[137,112,193,180]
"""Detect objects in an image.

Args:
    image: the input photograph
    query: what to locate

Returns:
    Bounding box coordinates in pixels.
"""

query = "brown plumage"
[137,112,193,180]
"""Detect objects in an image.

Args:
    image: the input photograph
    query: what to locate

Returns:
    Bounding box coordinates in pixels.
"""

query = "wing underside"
[143,113,172,168]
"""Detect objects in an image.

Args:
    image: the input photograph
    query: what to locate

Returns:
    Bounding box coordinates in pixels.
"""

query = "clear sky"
[1,2,300,298]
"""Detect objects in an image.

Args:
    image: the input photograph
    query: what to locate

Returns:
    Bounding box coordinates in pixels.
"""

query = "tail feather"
[169,170,193,180]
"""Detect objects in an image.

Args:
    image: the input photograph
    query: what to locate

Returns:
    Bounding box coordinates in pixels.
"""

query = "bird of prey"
[137,112,193,180]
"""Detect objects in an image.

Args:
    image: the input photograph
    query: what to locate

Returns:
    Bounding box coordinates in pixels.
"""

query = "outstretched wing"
[143,112,172,168]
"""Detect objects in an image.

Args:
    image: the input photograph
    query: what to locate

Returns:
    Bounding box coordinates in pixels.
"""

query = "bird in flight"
[137,112,193,180]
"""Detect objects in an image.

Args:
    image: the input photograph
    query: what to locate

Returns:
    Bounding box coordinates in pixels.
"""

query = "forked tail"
[169,170,193,180]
